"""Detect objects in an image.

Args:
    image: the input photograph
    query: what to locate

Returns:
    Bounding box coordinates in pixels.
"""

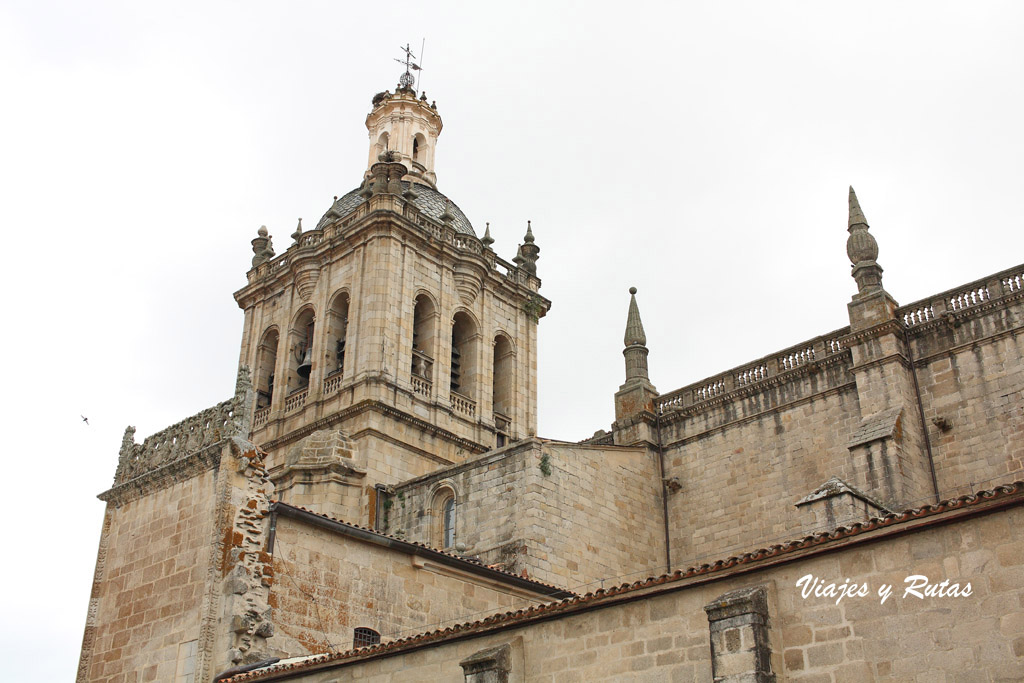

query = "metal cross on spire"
[394,42,423,90]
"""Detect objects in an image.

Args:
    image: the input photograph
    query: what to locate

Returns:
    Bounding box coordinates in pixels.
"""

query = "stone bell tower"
[232,62,551,524]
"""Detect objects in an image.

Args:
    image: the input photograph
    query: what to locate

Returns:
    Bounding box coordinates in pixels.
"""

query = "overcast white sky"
[2,2,1023,680]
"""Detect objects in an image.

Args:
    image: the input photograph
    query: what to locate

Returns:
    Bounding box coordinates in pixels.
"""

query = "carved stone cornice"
[258,398,489,456]
[99,442,224,507]
[839,318,905,347]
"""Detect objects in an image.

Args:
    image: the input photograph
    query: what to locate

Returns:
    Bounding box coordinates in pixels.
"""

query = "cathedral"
[78,65,1024,682]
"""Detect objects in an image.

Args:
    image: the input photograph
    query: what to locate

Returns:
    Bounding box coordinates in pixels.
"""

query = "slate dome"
[315,182,475,237]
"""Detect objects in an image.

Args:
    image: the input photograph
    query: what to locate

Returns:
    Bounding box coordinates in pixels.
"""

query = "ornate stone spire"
[624,287,647,349]
[251,225,275,267]
[623,286,651,383]
[481,222,494,248]
[291,218,303,245]
[615,286,657,422]
[846,186,883,294]
[519,221,539,275]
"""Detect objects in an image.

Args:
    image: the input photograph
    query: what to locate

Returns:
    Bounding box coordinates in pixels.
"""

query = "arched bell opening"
[325,292,349,382]
[255,328,279,409]
[492,334,515,446]
[450,312,478,400]
[288,308,316,395]
[411,293,436,384]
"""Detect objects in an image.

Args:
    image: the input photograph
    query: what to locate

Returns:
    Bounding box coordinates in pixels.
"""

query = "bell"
[296,347,313,379]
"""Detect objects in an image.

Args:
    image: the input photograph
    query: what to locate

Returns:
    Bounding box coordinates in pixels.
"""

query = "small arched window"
[353,627,380,648]
[443,497,455,549]
[431,487,457,549]
[412,136,419,160]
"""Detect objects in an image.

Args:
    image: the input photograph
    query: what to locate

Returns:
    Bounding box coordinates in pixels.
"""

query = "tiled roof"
[225,480,1024,682]
[315,182,476,236]
[270,501,572,598]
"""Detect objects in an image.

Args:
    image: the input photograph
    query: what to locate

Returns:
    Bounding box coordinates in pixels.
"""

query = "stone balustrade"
[323,370,343,396]
[114,367,254,485]
[253,406,270,429]
[285,388,308,413]
[411,375,432,398]
[655,328,849,412]
[898,263,1024,327]
[450,391,476,417]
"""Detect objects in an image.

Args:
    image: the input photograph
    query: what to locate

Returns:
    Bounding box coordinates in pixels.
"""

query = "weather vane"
[394,41,425,90]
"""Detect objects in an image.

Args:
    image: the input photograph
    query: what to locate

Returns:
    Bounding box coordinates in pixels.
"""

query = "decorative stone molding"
[114,367,254,486]
[704,586,775,683]
[222,440,275,667]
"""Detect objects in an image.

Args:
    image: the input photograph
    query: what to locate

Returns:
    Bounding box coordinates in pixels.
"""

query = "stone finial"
[624,287,647,347]
[402,180,419,200]
[846,186,883,293]
[251,226,275,267]
[623,287,650,381]
[519,221,539,275]
[235,365,253,395]
[439,199,454,224]
[120,425,137,458]
[358,175,373,199]
[291,218,303,245]
[481,223,494,248]
[615,286,657,421]
[512,245,526,268]
[369,160,392,195]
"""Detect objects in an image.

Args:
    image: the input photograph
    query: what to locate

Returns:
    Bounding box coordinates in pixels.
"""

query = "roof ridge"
[270,501,569,593]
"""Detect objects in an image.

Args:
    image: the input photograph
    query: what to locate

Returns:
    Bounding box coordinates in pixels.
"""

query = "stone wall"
[648,264,1024,569]
[79,431,274,683]
[79,468,218,683]
[267,510,556,656]
[903,267,1024,494]
[660,363,862,566]
[389,439,666,591]
[226,487,1024,682]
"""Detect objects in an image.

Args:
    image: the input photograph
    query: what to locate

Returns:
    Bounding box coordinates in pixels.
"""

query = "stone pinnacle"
[848,186,868,231]
[624,287,647,347]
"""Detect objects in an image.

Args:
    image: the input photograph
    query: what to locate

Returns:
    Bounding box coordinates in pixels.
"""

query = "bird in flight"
[81,415,90,426]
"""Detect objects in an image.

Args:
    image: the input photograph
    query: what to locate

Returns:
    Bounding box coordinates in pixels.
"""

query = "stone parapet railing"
[284,388,308,413]
[450,391,477,417]
[253,406,270,430]
[655,327,850,413]
[898,263,1024,328]
[412,375,432,398]
[323,370,343,396]
[114,367,254,486]
[402,203,484,255]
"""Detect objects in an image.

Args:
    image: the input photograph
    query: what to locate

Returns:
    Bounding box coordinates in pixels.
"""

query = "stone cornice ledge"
[259,398,488,455]
[99,441,225,507]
